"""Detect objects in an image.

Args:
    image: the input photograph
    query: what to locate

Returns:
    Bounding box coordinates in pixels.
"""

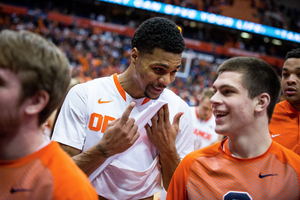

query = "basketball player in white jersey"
[52,17,194,200]
[191,87,223,150]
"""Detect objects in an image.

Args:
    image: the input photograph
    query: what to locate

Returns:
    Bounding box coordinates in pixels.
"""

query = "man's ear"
[131,47,139,63]
[255,93,270,112]
[24,90,49,115]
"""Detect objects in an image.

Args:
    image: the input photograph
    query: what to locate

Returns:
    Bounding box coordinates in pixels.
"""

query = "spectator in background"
[167,57,300,199]
[190,87,223,150]
[0,30,98,199]
[269,48,300,155]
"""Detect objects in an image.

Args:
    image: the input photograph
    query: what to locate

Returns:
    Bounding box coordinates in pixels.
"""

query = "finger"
[145,123,151,136]
[150,114,158,131]
[123,118,136,132]
[172,112,184,131]
[108,118,120,126]
[128,124,139,142]
[163,104,170,124]
[119,102,136,125]
[157,107,164,129]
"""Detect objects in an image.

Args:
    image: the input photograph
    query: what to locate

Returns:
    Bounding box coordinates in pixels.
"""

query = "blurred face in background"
[197,97,213,121]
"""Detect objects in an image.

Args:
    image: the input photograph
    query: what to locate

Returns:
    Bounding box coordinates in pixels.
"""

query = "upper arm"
[59,143,82,157]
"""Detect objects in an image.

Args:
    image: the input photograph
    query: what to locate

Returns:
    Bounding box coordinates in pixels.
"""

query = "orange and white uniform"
[167,138,300,200]
[190,106,218,150]
[52,73,194,199]
[0,141,98,200]
[269,99,300,155]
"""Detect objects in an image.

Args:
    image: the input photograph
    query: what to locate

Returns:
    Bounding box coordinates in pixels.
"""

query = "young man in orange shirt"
[0,30,98,199]
[167,57,300,199]
[269,48,300,155]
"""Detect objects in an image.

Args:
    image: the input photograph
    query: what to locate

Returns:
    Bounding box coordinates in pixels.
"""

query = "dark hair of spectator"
[285,48,300,60]
[131,17,185,55]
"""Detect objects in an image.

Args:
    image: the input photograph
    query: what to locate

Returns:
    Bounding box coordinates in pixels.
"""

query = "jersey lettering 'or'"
[88,113,115,133]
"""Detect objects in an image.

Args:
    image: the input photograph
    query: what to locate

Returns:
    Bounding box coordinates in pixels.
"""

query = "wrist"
[96,144,109,158]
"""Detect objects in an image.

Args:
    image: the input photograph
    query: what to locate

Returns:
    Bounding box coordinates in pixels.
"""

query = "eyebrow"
[213,84,236,90]
[282,67,300,71]
[153,63,182,70]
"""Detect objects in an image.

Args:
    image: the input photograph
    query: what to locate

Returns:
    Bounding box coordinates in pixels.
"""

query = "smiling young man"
[167,57,300,199]
[51,17,194,200]
[269,48,300,156]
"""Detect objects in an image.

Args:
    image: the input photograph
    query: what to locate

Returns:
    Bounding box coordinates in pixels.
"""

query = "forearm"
[159,151,181,190]
[72,144,108,177]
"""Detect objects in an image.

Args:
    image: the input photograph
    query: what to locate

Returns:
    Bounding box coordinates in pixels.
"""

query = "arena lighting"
[272,39,282,46]
[264,37,270,43]
[97,0,300,44]
[240,32,251,39]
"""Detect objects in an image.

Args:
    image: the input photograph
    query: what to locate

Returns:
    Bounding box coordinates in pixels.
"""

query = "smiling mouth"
[151,84,165,93]
[214,112,228,118]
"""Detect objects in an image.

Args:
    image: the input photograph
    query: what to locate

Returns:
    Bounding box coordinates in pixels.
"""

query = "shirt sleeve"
[51,83,88,150]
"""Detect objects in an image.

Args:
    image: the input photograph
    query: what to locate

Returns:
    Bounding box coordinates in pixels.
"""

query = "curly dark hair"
[131,17,185,55]
[285,48,300,60]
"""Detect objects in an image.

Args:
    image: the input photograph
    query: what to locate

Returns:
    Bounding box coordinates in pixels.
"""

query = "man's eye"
[154,68,164,72]
[282,73,289,78]
[224,90,232,94]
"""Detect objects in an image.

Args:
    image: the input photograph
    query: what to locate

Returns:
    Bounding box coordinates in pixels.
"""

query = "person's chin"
[144,91,162,100]
[146,94,160,100]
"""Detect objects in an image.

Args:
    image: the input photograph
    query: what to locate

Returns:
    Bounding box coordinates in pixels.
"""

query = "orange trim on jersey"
[113,73,126,101]
[141,98,151,105]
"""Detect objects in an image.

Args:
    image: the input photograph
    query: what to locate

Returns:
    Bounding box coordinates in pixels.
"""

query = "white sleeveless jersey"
[190,106,219,150]
[52,74,194,200]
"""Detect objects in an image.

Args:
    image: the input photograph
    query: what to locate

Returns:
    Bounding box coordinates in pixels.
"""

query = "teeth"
[214,112,226,116]
[214,112,227,118]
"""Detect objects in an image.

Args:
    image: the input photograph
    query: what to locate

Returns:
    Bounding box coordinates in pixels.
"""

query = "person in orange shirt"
[167,57,300,199]
[269,48,300,155]
[0,30,98,200]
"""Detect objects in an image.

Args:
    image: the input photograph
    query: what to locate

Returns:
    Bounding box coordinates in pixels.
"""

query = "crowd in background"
[0,10,219,106]
[1,0,296,104]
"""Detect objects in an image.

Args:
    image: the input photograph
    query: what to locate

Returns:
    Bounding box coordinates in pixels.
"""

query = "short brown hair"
[217,57,281,122]
[0,30,71,125]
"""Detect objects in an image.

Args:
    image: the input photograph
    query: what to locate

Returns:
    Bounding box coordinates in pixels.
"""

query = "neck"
[226,119,272,158]
[119,66,145,99]
[0,121,46,160]
[289,100,300,111]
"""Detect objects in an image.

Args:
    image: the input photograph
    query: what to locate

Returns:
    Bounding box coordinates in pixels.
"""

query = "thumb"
[107,118,120,129]
[172,112,183,131]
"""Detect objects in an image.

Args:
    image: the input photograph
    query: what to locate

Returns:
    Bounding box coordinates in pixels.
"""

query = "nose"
[286,74,297,85]
[210,92,221,107]
[158,74,172,86]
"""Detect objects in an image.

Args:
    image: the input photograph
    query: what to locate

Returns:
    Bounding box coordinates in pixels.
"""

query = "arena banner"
[0,3,285,68]
[0,4,27,15]
[98,0,300,44]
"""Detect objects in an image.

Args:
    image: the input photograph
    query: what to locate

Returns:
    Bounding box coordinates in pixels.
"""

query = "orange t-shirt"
[167,139,300,200]
[0,141,98,200]
[269,100,300,155]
